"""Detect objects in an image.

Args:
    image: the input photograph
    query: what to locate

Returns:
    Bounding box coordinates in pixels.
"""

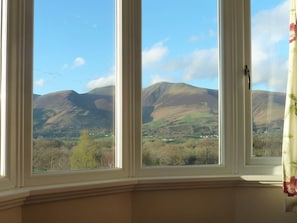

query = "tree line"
[33,131,282,172]
[33,130,114,172]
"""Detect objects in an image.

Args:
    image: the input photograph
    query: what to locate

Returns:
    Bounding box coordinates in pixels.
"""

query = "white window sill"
[0,174,283,210]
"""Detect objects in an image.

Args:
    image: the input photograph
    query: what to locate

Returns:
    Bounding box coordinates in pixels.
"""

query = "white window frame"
[0,0,5,177]
[135,0,282,177]
[4,0,131,187]
[134,0,230,178]
[239,0,282,175]
[0,0,16,190]
[0,0,282,189]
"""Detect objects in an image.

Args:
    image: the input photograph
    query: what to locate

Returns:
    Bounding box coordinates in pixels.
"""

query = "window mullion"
[234,0,251,174]
[121,0,141,177]
[5,0,33,188]
[219,0,239,174]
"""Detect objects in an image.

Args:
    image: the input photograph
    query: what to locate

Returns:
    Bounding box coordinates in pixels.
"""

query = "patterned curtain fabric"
[283,0,297,196]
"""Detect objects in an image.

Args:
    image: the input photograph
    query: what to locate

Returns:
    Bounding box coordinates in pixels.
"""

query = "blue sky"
[33,0,289,95]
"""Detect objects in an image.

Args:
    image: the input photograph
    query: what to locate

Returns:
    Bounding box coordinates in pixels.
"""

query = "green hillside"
[33,82,285,139]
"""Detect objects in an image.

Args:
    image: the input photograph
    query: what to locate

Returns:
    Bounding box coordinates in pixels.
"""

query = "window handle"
[244,65,251,90]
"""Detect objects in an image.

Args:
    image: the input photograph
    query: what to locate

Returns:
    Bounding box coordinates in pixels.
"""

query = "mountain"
[252,90,285,133]
[143,82,218,121]
[142,82,219,138]
[33,87,114,138]
[33,82,286,138]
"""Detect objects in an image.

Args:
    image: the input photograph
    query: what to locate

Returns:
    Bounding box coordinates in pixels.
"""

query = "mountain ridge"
[33,82,285,138]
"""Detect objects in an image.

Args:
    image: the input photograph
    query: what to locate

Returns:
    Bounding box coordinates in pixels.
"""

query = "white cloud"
[72,57,86,68]
[252,1,289,44]
[251,0,289,92]
[141,47,218,88]
[142,41,168,68]
[189,30,216,43]
[183,48,218,81]
[34,79,45,87]
[142,45,218,86]
[151,56,184,73]
[150,74,172,85]
[86,74,115,90]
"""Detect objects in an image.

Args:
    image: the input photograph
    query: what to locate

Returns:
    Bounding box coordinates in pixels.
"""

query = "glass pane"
[251,0,289,157]
[142,0,219,166]
[33,0,116,173]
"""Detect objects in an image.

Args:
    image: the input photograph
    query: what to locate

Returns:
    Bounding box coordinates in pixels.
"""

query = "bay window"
[0,0,286,189]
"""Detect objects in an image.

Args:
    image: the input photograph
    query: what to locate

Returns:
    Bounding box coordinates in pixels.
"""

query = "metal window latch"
[244,65,251,90]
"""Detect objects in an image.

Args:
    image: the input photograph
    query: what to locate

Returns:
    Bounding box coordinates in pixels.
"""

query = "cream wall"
[132,188,234,223]
[132,187,297,223]
[13,187,296,223]
[233,187,295,223]
[0,207,22,223]
[22,192,132,223]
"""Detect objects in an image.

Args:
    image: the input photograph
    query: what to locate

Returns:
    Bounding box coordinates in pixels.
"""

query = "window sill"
[0,175,282,210]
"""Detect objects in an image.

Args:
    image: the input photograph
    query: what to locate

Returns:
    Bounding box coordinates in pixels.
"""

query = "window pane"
[33,0,116,173]
[142,0,219,166]
[251,0,289,157]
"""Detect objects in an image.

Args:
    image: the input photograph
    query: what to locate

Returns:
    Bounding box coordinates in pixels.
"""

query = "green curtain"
[283,0,297,196]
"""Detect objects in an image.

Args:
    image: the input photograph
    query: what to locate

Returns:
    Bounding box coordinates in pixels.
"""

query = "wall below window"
[0,207,22,223]
[23,192,132,223]
[133,187,296,223]
[0,179,296,223]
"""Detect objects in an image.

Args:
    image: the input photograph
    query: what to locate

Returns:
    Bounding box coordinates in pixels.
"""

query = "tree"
[70,130,101,170]
[33,139,71,172]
